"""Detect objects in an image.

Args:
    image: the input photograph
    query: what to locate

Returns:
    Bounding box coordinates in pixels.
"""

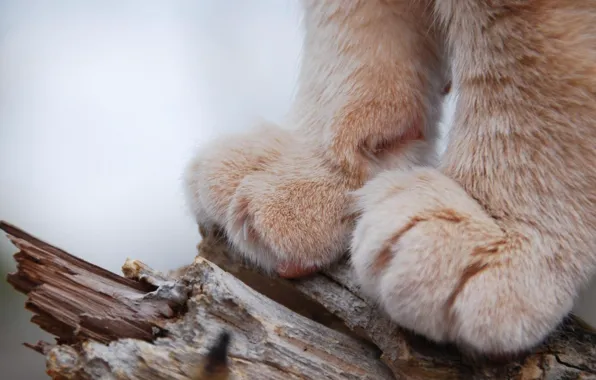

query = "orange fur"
[185,0,596,356]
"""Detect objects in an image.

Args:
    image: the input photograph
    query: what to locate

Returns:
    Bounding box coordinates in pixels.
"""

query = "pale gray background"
[1,1,595,378]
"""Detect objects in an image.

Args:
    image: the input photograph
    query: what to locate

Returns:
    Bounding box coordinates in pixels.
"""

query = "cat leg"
[222,0,446,276]
[351,1,596,355]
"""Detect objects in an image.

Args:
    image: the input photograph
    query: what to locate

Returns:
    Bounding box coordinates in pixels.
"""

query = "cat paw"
[184,123,354,277]
[184,122,292,231]
[225,145,353,276]
[350,168,571,356]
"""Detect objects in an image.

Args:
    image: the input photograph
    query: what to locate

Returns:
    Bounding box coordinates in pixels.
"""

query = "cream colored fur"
[184,0,596,356]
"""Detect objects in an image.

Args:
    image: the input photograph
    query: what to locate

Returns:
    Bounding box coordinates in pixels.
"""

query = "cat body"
[185,0,596,356]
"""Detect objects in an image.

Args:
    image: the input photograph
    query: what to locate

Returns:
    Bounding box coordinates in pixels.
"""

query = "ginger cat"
[184,0,596,357]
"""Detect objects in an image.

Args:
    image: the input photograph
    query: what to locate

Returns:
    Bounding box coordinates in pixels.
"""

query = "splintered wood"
[3,220,596,379]
[1,221,392,379]
[3,221,184,347]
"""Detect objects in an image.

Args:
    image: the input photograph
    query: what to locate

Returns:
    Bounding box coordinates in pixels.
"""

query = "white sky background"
[1,1,595,378]
[0,0,303,274]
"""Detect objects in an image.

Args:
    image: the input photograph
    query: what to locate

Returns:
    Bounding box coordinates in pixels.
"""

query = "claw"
[278,261,289,273]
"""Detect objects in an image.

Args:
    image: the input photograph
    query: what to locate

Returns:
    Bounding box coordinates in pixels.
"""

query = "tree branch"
[2,221,392,379]
[3,220,596,379]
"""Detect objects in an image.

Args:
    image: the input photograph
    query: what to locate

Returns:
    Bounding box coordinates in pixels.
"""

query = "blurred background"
[1,1,595,378]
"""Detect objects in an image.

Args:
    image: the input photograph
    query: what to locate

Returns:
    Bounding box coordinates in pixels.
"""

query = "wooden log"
[2,221,392,379]
[4,220,596,379]
[198,226,596,380]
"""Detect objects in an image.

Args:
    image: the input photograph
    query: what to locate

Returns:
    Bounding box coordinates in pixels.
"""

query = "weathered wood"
[2,221,393,379]
[3,221,185,347]
[5,219,596,379]
[198,227,596,380]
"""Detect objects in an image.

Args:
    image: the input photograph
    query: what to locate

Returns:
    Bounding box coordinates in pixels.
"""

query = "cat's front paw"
[184,122,292,231]
[185,125,353,277]
[350,168,569,356]
[226,146,353,276]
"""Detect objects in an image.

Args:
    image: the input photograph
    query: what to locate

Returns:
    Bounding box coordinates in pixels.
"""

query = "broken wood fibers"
[4,220,596,379]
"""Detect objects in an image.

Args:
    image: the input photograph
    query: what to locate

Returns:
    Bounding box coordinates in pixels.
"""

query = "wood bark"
[4,220,596,379]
